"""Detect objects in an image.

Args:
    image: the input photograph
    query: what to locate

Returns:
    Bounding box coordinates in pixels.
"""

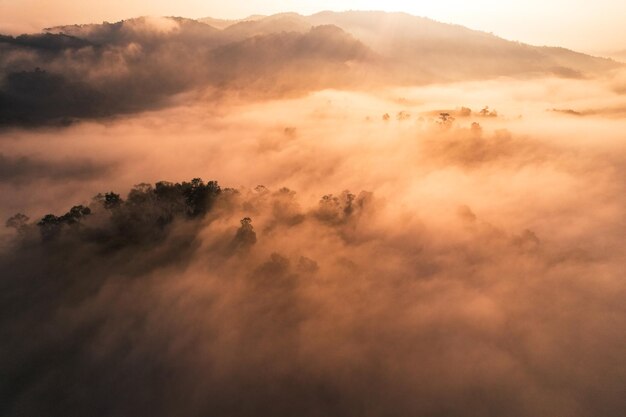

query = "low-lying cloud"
[1,75,625,416]
[0,11,625,417]
[0,153,111,184]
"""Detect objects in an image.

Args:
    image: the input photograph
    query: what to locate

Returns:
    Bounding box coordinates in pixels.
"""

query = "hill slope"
[0,11,621,126]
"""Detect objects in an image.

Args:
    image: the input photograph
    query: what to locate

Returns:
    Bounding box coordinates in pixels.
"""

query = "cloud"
[1,86,625,413]
[0,163,624,416]
[0,12,625,417]
[0,153,112,184]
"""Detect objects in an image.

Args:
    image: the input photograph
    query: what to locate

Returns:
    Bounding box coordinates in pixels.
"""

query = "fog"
[1,12,626,417]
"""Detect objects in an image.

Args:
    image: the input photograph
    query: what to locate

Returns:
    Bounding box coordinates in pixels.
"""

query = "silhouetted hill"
[208,25,376,93]
[219,13,312,41]
[198,15,266,30]
[45,16,221,47]
[0,11,621,126]
[0,33,91,50]
[273,11,619,80]
[0,20,374,126]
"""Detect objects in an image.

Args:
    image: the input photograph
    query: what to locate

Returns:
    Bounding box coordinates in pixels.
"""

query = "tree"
[127,183,154,205]
[59,205,91,224]
[37,214,61,240]
[93,192,122,210]
[396,111,410,121]
[471,122,482,136]
[317,191,358,224]
[479,106,498,117]
[438,112,455,126]
[5,213,29,231]
[459,107,472,117]
[232,217,257,251]
[181,178,221,217]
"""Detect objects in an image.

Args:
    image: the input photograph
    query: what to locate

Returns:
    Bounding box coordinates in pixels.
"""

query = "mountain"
[44,16,221,47]
[201,11,619,80]
[0,17,373,126]
[40,11,621,82]
[605,49,626,62]
[198,14,266,30]
[208,25,376,94]
[215,11,619,81]
[219,13,312,41]
[0,11,622,126]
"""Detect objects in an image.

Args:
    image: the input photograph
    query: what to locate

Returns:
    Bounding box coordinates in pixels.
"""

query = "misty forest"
[1,10,625,417]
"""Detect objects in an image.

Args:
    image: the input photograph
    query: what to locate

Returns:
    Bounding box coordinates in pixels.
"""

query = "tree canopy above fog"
[7,178,223,245]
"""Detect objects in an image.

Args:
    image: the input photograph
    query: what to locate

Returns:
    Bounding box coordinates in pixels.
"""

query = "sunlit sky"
[1,0,625,53]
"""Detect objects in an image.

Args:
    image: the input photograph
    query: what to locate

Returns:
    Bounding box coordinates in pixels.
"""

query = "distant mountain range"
[196,11,619,78]
[0,11,621,126]
[606,49,626,62]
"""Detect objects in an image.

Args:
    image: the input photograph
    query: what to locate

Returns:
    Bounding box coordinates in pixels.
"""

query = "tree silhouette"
[396,111,410,121]
[438,112,455,126]
[16,178,224,244]
[232,217,257,251]
[95,192,123,210]
[37,214,62,240]
[5,213,29,232]
[479,106,498,117]
[60,205,91,224]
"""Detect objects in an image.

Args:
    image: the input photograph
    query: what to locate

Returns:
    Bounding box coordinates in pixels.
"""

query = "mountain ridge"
[0,11,621,126]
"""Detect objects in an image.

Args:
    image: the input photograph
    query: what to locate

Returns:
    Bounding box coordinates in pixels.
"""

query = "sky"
[0,0,625,54]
